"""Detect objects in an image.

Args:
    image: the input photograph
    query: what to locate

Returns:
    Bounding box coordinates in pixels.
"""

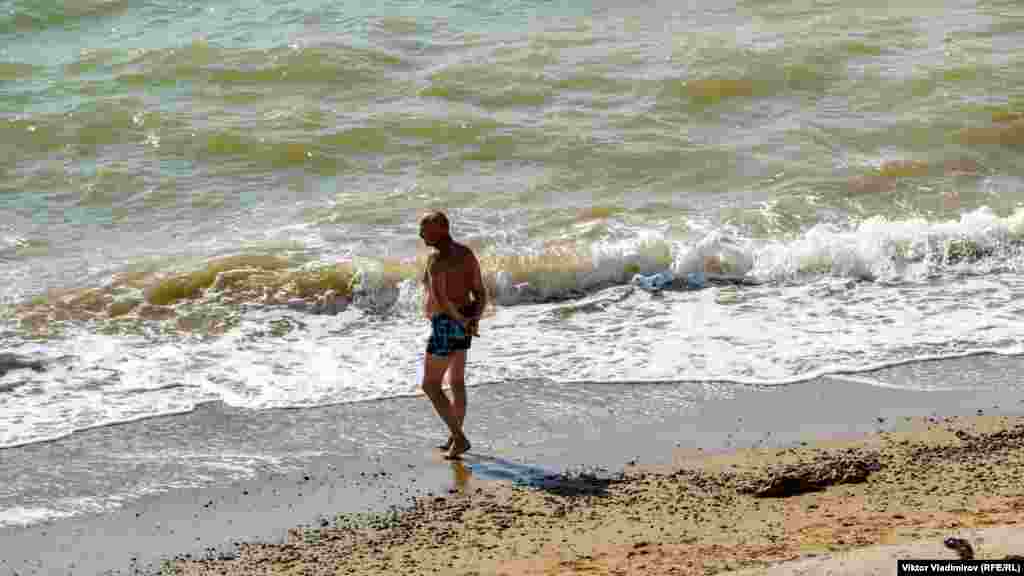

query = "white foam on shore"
[4,274,1024,447]
[0,506,77,528]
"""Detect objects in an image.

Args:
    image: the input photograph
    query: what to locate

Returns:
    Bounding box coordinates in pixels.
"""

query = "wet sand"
[171,413,1024,576]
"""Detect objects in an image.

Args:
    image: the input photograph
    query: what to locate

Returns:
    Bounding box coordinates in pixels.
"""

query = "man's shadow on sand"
[455,453,624,499]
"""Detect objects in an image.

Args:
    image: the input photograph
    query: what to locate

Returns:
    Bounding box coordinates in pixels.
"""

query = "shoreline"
[172,413,1024,575]
[2,353,1022,575]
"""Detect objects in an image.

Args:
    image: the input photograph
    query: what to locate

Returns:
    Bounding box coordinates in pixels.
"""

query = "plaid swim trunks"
[426,314,472,357]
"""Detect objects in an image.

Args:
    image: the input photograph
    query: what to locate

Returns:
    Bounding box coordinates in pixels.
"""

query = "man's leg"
[447,350,468,430]
[437,350,468,451]
[421,353,469,456]
[443,349,470,458]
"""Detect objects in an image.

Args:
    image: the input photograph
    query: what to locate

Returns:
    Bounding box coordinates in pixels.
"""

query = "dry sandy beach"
[171,413,1024,576]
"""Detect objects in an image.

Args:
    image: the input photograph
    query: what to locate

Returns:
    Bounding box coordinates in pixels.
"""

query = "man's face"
[419,222,441,247]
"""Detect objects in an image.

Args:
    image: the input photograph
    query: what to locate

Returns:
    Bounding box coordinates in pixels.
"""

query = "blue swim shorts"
[426,314,472,357]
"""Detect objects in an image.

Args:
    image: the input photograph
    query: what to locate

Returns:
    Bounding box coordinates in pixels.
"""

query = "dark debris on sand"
[736,448,882,498]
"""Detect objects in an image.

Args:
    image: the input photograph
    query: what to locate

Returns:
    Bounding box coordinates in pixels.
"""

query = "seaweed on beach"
[330,508,405,533]
[736,448,883,498]
[522,468,627,498]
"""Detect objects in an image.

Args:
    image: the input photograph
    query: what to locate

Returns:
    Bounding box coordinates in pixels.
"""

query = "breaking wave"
[6,206,1024,336]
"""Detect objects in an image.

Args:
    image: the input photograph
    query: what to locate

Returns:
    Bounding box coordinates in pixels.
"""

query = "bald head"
[420,211,449,230]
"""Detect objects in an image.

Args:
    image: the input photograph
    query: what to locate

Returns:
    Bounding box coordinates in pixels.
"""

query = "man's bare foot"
[445,437,471,460]
[438,436,453,451]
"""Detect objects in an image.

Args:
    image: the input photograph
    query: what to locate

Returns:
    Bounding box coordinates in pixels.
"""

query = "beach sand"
[170,413,1024,575]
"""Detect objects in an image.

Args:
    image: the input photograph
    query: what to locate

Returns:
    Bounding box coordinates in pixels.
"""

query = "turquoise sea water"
[1,0,1024,525]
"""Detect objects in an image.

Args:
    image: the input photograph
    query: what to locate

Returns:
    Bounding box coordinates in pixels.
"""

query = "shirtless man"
[419,211,486,460]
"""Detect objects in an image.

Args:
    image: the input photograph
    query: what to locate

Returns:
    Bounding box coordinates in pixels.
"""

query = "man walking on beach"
[419,211,486,460]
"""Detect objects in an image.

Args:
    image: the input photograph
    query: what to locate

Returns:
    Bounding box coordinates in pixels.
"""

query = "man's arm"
[422,262,432,318]
[467,251,487,318]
